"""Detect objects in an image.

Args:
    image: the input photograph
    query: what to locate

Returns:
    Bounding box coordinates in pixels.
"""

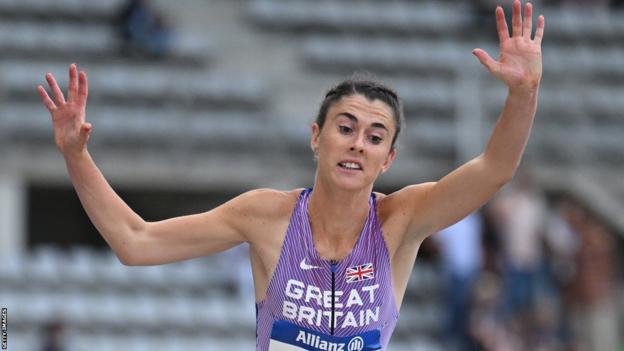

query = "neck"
[308,178,372,241]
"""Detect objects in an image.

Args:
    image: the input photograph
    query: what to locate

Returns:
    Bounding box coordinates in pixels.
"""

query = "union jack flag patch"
[346,263,375,283]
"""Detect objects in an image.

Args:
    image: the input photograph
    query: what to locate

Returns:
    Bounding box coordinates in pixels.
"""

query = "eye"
[338,125,353,134]
[369,135,383,145]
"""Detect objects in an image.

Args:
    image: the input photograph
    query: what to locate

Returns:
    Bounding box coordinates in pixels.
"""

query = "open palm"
[37,64,91,158]
[473,0,544,91]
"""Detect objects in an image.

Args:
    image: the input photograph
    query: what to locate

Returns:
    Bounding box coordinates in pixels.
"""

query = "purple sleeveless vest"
[255,189,399,351]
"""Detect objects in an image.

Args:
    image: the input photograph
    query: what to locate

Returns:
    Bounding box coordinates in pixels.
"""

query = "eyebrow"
[338,112,388,132]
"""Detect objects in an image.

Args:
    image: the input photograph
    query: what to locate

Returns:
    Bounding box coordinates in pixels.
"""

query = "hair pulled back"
[316,77,404,149]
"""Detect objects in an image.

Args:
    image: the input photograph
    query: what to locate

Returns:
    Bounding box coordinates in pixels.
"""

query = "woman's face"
[311,94,397,190]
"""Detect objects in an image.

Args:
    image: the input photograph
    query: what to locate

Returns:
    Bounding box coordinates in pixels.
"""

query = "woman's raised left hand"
[473,0,544,92]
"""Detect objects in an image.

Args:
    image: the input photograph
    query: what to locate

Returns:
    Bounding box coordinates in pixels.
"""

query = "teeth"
[340,162,361,169]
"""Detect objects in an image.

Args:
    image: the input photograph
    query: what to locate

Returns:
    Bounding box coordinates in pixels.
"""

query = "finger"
[512,0,522,37]
[495,6,510,43]
[67,63,78,103]
[523,2,533,39]
[37,85,57,111]
[78,70,89,106]
[45,73,66,105]
[472,49,500,75]
[534,15,545,45]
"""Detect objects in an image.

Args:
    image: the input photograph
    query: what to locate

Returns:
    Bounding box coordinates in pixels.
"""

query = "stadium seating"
[1,0,623,349]
[0,0,123,21]
[248,0,471,35]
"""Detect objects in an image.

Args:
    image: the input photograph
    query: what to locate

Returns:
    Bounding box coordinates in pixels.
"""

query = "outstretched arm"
[38,64,261,265]
[474,1,543,173]
[398,0,544,239]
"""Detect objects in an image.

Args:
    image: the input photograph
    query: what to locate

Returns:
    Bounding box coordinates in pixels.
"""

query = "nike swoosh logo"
[300,258,321,270]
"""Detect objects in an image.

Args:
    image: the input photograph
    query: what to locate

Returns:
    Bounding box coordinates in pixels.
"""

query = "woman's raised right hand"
[38,63,92,159]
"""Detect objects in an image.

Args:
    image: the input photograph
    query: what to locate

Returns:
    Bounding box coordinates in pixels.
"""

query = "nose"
[350,133,365,153]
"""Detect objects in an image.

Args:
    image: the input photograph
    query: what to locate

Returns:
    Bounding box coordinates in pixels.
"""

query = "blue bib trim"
[269,319,381,351]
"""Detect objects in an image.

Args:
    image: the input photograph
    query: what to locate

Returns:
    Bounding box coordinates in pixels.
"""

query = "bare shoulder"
[376,183,435,218]
[223,188,303,241]
[375,183,436,250]
[230,188,302,219]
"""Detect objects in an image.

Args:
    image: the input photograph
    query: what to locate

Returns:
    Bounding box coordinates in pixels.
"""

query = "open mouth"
[338,161,362,171]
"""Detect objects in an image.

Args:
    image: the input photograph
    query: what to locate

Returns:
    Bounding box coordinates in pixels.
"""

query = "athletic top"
[255,188,399,351]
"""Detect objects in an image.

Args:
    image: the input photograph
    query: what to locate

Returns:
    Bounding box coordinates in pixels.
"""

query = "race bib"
[268,320,381,351]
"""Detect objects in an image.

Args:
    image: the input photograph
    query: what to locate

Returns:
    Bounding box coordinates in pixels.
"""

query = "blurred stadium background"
[0,0,623,350]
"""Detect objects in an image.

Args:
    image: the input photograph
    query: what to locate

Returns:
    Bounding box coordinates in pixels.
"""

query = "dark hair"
[316,77,404,149]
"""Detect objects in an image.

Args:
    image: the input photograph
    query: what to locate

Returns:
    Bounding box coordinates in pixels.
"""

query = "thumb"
[472,48,499,74]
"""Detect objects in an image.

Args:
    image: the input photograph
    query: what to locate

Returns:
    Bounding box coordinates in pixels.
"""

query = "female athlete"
[38,1,544,350]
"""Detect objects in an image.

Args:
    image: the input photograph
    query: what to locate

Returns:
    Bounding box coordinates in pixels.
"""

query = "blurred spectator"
[468,271,520,351]
[542,197,580,346]
[117,0,173,58]
[434,212,483,351]
[40,320,66,351]
[566,207,619,351]
[490,171,547,320]
[544,197,579,296]
[532,295,565,351]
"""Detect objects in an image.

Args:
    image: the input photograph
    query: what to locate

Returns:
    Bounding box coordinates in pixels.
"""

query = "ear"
[381,148,397,174]
[310,122,321,154]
